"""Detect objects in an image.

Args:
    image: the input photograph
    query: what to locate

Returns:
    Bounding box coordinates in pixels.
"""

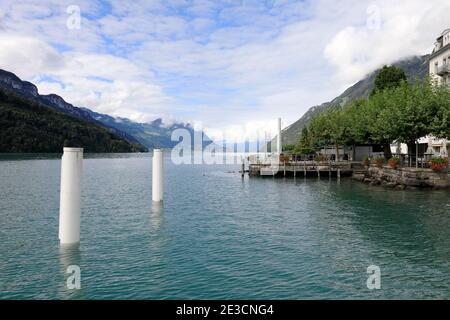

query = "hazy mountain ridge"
[282,55,430,145]
[0,69,197,149]
[0,87,146,153]
[0,69,98,122]
[81,108,198,149]
[0,69,144,146]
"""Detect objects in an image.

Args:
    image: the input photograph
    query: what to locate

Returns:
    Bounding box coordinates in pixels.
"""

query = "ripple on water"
[1,155,450,299]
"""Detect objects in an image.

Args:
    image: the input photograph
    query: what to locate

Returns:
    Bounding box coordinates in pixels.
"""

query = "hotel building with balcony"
[430,28,450,87]
[427,29,449,156]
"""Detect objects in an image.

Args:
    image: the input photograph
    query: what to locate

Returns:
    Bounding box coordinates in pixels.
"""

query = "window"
[435,62,439,73]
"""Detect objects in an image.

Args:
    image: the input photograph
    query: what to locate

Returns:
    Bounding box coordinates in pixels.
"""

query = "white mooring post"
[59,148,83,245]
[277,117,282,155]
[152,149,164,203]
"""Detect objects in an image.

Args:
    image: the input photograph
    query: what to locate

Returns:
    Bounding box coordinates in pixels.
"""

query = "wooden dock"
[246,160,361,178]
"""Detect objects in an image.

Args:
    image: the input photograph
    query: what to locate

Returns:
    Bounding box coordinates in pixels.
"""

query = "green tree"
[290,68,450,162]
[367,85,401,158]
[372,65,407,96]
[341,99,372,159]
[282,144,296,153]
[430,83,450,139]
[387,79,439,156]
[308,108,348,160]
[295,126,316,155]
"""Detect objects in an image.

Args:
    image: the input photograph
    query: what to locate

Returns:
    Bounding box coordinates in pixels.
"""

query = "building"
[319,145,384,161]
[427,29,449,156]
[429,28,450,87]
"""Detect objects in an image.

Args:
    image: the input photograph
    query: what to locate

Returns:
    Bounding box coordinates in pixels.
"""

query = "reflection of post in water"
[58,243,86,300]
[149,202,166,267]
[150,202,164,232]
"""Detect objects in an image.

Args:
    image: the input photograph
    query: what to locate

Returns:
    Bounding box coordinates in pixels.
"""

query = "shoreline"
[353,166,450,190]
[248,161,450,189]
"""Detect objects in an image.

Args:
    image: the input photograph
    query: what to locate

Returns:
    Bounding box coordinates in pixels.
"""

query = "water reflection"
[58,243,86,300]
[150,202,164,232]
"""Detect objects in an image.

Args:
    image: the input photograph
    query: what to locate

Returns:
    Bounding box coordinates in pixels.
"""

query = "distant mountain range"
[0,88,146,153]
[0,69,198,150]
[1,54,429,154]
[81,108,198,149]
[282,55,430,145]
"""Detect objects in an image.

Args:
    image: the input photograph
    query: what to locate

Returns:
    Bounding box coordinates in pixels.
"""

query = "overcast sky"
[0,0,449,139]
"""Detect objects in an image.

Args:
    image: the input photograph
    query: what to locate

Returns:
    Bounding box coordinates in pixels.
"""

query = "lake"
[1,153,449,299]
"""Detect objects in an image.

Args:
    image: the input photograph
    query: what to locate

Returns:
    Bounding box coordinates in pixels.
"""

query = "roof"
[430,42,450,59]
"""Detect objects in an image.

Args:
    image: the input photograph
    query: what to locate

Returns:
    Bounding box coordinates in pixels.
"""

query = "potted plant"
[374,156,385,168]
[362,155,370,167]
[315,154,328,163]
[388,157,401,169]
[429,157,449,172]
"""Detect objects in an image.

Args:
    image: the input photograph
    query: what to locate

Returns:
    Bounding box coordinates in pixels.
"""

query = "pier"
[242,117,358,178]
[243,155,450,188]
[246,156,360,178]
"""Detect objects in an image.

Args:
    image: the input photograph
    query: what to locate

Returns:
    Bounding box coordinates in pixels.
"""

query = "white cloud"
[0,34,66,78]
[0,33,174,123]
[0,0,448,141]
[324,0,450,87]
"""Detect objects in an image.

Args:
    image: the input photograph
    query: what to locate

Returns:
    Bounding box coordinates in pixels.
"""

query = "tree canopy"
[372,65,407,96]
[294,77,450,158]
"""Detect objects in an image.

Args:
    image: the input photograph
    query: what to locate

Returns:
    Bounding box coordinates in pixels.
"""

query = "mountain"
[81,108,198,149]
[0,69,200,150]
[0,88,146,153]
[0,69,143,146]
[0,69,99,122]
[282,55,430,145]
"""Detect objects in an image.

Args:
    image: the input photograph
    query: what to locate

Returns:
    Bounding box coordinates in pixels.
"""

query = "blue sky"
[0,0,449,140]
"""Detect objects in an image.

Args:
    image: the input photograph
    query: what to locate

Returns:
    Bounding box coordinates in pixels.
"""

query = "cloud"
[324,0,450,86]
[0,0,448,140]
[0,32,174,123]
[0,34,66,78]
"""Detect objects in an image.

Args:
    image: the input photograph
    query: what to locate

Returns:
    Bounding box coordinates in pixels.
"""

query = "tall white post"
[152,149,164,202]
[59,148,83,245]
[443,139,448,157]
[277,117,282,155]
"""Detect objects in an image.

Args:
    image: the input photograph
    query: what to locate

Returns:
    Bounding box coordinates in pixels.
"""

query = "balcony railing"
[436,64,450,76]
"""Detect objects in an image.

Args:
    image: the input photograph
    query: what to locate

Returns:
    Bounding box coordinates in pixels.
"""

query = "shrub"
[283,145,295,152]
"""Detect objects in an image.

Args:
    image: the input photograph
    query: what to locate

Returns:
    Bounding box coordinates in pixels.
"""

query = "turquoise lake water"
[1,153,449,299]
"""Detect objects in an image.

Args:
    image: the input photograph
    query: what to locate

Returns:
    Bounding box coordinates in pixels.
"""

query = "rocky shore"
[352,166,450,189]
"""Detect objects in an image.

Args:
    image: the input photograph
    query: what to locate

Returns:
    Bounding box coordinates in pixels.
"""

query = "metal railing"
[249,153,449,169]
[381,153,449,169]
[436,64,450,76]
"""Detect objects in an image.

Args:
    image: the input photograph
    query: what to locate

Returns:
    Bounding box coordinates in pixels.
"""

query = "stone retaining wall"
[352,166,450,189]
